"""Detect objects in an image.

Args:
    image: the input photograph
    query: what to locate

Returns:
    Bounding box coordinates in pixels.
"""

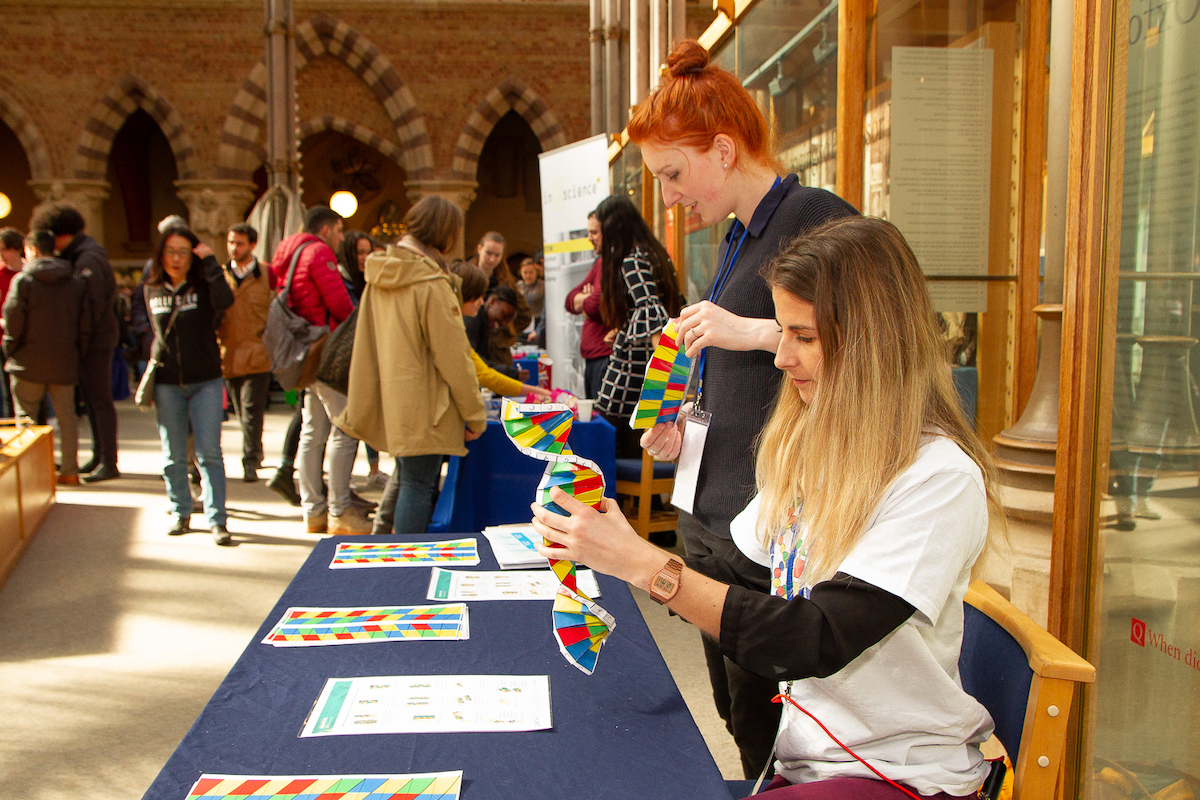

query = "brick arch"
[216,14,432,182]
[0,87,52,182]
[297,116,407,172]
[73,75,199,180]
[451,79,568,182]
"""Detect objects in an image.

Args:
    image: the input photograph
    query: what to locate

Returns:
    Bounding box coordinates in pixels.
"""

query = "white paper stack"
[482,525,550,569]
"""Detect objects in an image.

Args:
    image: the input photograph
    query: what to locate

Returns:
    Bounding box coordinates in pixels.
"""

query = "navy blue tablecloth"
[142,536,726,800]
[429,417,616,535]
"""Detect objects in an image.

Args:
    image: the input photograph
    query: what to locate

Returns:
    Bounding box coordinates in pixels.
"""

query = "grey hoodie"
[1,256,91,385]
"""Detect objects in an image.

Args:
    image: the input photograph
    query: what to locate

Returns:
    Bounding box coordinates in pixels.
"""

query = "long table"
[142,535,728,799]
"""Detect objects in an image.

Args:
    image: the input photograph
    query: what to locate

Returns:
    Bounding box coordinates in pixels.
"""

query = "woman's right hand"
[522,385,552,400]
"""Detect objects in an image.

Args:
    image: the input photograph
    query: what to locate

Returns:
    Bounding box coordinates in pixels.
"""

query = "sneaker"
[328,508,373,535]
[1134,497,1162,520]
[268,470,302,506]
[305,513,328,533]
[367,470,389,489]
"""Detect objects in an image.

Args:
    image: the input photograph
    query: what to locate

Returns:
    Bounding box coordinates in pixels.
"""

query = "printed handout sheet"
[262,604,469,646]
[330,538,480,569]
[300,675,552,737]
[184,771,463,800]
[427,567,600,601]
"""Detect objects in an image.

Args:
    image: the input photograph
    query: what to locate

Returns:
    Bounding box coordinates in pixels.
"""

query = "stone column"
[29,180,110,244]
[174,180,258,256]
[405,179,479,260]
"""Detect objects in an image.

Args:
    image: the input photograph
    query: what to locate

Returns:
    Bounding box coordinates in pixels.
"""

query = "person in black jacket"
[32,203,122,482]
[2,230,91,483]
[143,225,235,546]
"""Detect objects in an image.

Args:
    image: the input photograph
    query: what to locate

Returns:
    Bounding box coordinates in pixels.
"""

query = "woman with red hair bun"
[630,38,858,779]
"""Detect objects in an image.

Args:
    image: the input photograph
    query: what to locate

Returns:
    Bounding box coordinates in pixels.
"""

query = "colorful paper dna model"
[501,399,615,675]
[632,317,692,429]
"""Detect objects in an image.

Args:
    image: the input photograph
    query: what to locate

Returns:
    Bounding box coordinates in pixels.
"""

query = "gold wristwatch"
[649,557,683,605]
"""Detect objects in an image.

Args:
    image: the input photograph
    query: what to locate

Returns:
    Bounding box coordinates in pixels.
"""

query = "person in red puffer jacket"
[271,206,369,535]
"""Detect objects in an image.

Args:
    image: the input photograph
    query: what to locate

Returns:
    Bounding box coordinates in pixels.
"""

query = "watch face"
[652,573,678,594]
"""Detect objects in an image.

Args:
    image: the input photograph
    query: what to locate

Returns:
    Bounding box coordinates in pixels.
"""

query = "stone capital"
[174,180,259,255]
[29,179,111,244]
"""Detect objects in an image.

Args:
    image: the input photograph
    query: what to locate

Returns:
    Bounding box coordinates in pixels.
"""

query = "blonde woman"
[530,217,1003,800]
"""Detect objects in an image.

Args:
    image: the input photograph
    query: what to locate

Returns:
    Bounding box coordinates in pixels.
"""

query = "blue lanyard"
[694,222,749,398]
[694,176,782,400]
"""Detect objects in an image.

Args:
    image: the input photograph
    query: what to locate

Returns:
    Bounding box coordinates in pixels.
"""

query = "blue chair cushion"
[615,457,676,482]
[960,602,1033,761]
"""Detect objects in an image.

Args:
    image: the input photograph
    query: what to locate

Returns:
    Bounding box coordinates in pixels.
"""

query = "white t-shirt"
[729,436,994,797]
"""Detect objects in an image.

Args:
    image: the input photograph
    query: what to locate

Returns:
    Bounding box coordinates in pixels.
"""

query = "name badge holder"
[670,405,709,514]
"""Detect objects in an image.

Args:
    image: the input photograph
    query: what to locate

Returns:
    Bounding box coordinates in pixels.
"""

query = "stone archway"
[0,86,52,182]
[296,116,407,171]
[451,79,568,182]
[216,14,433,182]
[72,75,199,181]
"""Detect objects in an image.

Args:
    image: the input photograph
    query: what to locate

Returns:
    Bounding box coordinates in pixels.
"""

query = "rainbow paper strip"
[632,318,692,428]
[184,771,463,800]
[263,604,469,646]
[501,399,615,674]
[330,539,480,569]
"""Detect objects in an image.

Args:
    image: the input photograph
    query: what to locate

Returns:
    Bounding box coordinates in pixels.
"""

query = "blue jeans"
[393,454,443,534]
[155,378,227,527]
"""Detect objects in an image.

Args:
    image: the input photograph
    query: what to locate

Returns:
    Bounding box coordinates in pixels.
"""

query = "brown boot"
[305,513,328,533]
[328,508,373,535]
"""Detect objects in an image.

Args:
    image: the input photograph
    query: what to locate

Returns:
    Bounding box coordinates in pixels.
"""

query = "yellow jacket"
[335,244,486,456]
[471,348,524,396]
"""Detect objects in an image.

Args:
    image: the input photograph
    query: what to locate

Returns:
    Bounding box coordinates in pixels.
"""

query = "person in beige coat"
[336,196,486,534]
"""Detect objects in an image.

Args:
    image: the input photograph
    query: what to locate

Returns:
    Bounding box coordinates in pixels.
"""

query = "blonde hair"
[755,216,1004,583]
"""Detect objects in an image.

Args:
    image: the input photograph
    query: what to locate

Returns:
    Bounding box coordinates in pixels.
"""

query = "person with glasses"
[143,225,235,546]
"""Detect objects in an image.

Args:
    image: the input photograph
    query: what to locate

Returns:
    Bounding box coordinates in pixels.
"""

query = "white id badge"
[670,409,710,515]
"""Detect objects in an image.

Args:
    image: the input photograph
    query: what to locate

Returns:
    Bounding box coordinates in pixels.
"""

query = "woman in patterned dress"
[592,194,684,458]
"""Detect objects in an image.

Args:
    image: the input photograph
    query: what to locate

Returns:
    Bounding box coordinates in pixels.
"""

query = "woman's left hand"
[530,488,661,587]
[193,242,215,259]
[464,426,483,442]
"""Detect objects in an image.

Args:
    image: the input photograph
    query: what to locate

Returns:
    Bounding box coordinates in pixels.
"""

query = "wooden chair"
[726,580,1096,799]
[614,449,678,540]
[961,580,1095,799]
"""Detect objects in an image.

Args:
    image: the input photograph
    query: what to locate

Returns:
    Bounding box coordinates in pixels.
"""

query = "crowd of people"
[0,36,1007,800]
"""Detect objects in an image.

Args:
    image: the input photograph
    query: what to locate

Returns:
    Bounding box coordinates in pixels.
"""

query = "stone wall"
[0,0,604,254]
